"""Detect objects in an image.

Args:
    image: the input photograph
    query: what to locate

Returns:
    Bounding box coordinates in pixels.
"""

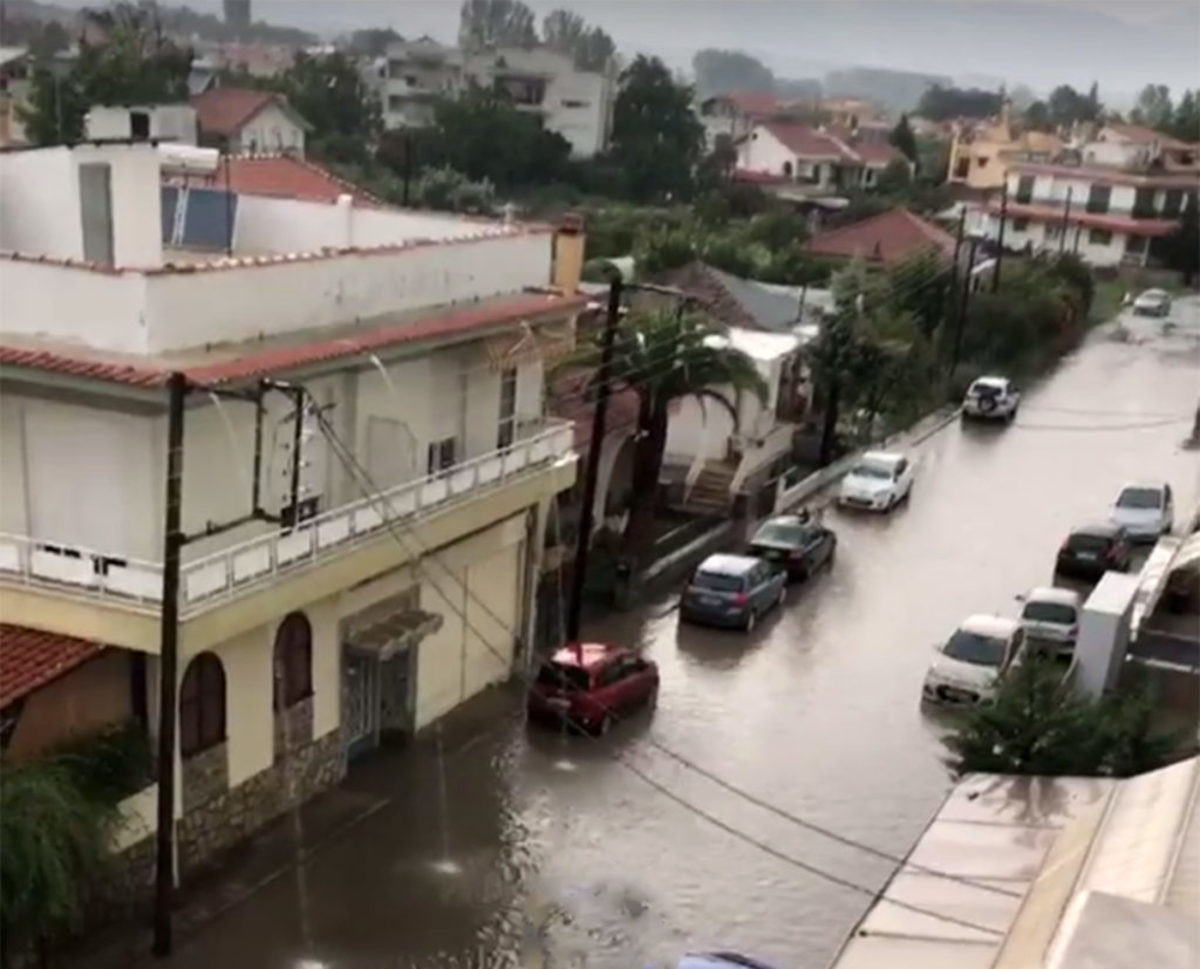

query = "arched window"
[273,612,313,711]
[180,653,225,757]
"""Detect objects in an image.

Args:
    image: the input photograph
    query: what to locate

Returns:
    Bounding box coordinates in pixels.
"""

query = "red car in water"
[527,643,659,734]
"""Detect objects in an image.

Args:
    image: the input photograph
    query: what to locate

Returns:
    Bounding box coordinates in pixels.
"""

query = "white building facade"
[980,160,1198,268]
[0,141,582,888]
[737,121,909,195]
[383,40,615,158]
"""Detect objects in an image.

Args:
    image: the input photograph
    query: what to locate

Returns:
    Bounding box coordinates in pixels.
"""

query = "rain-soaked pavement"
[149,300,1200,969]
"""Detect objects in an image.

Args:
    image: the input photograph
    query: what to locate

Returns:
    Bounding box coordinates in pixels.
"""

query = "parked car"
[680,553,787,631]
[961,376,1020,422]
[527,644,658,735]
[1017,586,1081,655]
[678,955,785,969]
[1132,288,1172,317]
[1055,522,1132,579]
[1109,481,1174,541]
[922,615,1024,706]
[837,450,915,512]
[747,512,837,579]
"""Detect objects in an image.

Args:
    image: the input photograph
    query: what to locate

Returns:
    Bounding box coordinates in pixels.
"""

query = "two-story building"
[191,87,311,156]
[695,91,782,151]
[383,40,615,158]
[0,140,581,890]
[946,100,1064,193]
[736,121,910,197]
[981,157,1199,267]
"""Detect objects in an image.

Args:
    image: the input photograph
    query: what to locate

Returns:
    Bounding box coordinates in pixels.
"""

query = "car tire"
[647,684,659,708]
[743,609,757,633]
[776,584,787,608]
[827,539,837,566]
[596,712,613,736]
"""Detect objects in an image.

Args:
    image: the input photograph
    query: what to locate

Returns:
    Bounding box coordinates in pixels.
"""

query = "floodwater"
[151,300,1200,969]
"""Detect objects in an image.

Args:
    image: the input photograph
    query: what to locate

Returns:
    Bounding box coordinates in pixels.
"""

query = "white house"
[383,40,615,158]
[190,86,311,156]
[0,141,582,892]
[980,157,1198,268]
[663,327,810,512]
[695,91,780,151]
[737,121,909,195]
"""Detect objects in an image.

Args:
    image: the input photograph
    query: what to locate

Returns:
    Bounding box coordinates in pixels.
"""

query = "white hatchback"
[1017,587,1081,653]
[838,450,915,512]
[1110,481,1174,541]
[922,615,1023,706]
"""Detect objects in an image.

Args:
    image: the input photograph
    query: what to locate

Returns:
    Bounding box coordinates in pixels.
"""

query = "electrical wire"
[305,399,1020,930]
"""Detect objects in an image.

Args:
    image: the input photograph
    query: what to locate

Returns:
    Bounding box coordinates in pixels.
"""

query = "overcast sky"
[53,0,1200,97]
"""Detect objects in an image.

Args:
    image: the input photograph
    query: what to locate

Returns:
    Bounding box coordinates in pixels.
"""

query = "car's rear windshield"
[1023,601,1077,624]
[1117,487,1162,509]
[852,460,893,480]
[536,663,590,692]
[1068,531,1112,551]
[943,630,1008,666]
[692,570,745,592]
[754,522,807,545]
[969,380,1005,396]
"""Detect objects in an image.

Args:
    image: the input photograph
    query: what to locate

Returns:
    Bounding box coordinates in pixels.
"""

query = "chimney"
[552,212,586,294]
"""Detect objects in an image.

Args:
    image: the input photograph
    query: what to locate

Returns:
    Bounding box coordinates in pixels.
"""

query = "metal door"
[343,652,378,759]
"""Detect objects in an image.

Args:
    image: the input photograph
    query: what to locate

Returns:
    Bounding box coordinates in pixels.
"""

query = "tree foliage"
[692,48,774,98]
[20,3,192,145]
[541,9,615,71]
[944,654,1182,778]
[608,55,705,202]
[889,114,918,163]
[346,27,404,58]
[458,0,538,49]
[915,84,1001,121]
[266,51,381,164]
[1046,83,1101,127]
[1131,83,1173,130]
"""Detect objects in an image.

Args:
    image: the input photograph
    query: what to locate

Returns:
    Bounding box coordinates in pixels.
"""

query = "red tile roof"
[986,201,1181,238]
[1103,123,1193,149]
[806,208,957,266]
[167,155,385,207]
[191,87,307,136]
[761,122,849,159]
[0,290,590,388]
[722,92,781,117]
[852,140,906,166]
[0,625,105,708]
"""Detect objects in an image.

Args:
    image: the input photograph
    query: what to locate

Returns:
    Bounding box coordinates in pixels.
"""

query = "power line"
[306,400,1018,931]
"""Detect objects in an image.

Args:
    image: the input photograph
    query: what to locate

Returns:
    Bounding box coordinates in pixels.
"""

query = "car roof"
[972,375,1009,384]
[1026,586,1081,606]
[697,553,762,576]
[760,513,810,529]
[860,449,904,465]
[550,642,626,669]
[1071,521,1123,537]
[1118,481,1167,492]
[1139,288,1168,297]
[959,614,1021,638]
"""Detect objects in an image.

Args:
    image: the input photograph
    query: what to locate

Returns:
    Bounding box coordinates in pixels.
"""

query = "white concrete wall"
[987,215,1132,268]
[0,393,159,558]
[739,127,796,177]
[663,359,778,466]
[0,144,162,267]
[85,104,198,145]
[235,102,305,155]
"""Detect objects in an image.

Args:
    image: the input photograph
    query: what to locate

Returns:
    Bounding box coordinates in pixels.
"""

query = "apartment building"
[0,141,582,890]
[979,127,1199,267]
[383,39,615,158]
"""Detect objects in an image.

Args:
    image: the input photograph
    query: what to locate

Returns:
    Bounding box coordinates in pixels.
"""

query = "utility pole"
[992,182,1008,293]
[152,372,187,957]
[1059,186,1073,254]
[951,235,980,375]
[564,275,621,651]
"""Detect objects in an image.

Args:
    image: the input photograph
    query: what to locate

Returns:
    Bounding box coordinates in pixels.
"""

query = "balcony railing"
[0,421,575,618]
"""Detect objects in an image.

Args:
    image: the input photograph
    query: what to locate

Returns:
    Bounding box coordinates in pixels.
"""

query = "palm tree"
[566,305,767,555]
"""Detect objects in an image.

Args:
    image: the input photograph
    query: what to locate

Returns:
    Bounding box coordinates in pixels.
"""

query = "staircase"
[684,462,738,515]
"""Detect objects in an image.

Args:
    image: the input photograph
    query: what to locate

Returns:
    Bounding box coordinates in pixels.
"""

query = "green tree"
[569,307,766,552]
[944,653,1182,778]
[608,55,705,203]
[275,50,382,164]
[20,2,192,145]
[346,27,404,58]
[1047,83,1099,127]
[889,113,919,164]
[1131,83,1173,129]
[915,84,1000,121]
[1023,99,1052,131]
[541,9,615,71]
[458,0,537,49]
[875,157,913,195]
[1153,191,1199,286]
[691,48,775,98]
[1167,89,1200,142]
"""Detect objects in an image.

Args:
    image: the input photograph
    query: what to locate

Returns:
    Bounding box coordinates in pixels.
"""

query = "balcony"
[0,421,575,620]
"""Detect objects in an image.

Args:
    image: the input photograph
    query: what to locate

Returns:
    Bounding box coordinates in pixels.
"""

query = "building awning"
[344,609,443,661]
[485,321,575,371]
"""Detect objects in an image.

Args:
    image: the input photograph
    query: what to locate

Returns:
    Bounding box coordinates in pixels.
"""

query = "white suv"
[1110,481,1174,541]
[962,376,1020,422]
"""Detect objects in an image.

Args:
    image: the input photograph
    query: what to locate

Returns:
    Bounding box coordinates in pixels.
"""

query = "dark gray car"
[680,554,787,632]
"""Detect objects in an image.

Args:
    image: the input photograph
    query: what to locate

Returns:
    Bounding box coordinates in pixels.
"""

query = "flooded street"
[154,302,1199,969]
